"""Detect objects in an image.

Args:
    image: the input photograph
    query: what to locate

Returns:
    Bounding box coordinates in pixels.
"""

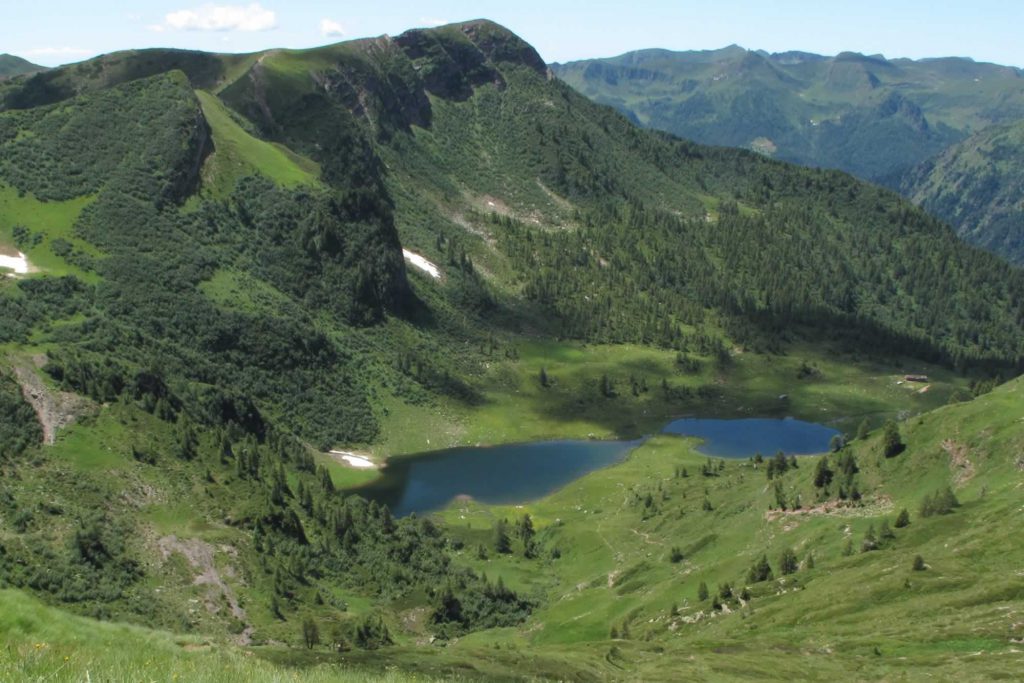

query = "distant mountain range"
[553,47,1024,262]
[0,54,45,79]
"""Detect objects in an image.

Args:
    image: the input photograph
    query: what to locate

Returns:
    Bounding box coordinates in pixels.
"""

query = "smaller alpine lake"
[355,417,840,516]
[662,417,841,458]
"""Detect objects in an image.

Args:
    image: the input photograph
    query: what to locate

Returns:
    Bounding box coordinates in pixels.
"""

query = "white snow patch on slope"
[402,249,441,279]
[0,251,30,276]
[328,450,377,469]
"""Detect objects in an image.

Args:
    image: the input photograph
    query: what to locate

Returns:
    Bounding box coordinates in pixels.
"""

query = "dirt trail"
[158,535,253,644]
[764,495,893,522]
[9,355,93,444]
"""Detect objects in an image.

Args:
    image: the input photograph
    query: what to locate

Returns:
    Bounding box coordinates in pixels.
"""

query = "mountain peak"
[396,19,547,76]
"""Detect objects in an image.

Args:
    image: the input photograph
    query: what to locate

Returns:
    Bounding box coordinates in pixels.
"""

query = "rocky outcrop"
[10,356,94,444]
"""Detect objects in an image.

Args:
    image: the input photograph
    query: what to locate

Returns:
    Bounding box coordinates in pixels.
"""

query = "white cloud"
[22,47,94,58]
[420,17,448,27]
[158,3,277,32]
[319,18,345,38]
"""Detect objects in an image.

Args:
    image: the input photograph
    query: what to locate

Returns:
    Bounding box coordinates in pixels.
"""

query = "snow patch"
[0,251,30,276]
[402,249,441,279]
[328,450,378,469]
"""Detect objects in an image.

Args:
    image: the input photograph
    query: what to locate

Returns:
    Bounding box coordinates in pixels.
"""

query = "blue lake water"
[661,417,840,458]
[355,417,838,516]
[355,439,641,517]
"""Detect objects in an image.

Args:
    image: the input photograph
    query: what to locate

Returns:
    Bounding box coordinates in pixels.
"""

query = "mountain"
[551,48,1024,184]
[0,53,45,79]
[900,120,1024,265]
[1,20,1023,680]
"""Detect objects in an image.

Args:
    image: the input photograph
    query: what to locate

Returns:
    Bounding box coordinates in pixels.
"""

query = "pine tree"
[698,581,709,601]
[773,480,787,510]
[518,514,535,544]
[539,367,550,388]
[882,420,905,458]
[779,547,799,575]
[912,555,926,571]
[856,419,870,441]
[493,519,512,554]
[814,456,834,488]
[270,595,283,620]
[861,524,878,552]
[301,618,320,649]
[895,508,911,528]
[748,554,773,583]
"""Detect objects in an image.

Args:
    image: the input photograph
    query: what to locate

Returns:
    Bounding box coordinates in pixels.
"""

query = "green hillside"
[0,19,1022,681]
[900,120,1024,265]
[0,54,45,79]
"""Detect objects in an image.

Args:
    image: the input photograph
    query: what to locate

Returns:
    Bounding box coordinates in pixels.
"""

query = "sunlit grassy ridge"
[195,90,321,197]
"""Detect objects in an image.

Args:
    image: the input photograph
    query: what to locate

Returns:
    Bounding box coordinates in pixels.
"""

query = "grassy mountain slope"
[0,54,45,79]
[0,588,453,683]
[425,375,1024,680]
[0,19,1022,681]
[552,47,1024,183]
[3,370,1021,681]
[900,120,1024,265]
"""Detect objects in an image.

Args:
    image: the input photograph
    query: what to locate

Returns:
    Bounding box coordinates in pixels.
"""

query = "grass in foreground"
[0,589,452,683]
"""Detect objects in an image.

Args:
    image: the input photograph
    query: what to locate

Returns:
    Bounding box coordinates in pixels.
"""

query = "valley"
[0,17,1021,683]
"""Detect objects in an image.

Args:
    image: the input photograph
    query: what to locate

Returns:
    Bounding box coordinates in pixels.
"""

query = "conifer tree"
[814,456,834,488]
[779,547,799,575]
[493,519,512,554]
[882,420,905,458]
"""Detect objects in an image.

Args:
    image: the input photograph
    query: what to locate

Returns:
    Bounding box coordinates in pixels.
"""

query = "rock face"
[11,357,94,444]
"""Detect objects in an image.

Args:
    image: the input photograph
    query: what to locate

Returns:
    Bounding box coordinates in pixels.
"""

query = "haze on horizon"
[7,0,1024,69]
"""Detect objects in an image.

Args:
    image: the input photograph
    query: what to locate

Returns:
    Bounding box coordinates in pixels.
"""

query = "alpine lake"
[354,417,841,516]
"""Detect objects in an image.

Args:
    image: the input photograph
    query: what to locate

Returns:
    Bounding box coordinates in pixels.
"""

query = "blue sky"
[7,1,1024,68]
